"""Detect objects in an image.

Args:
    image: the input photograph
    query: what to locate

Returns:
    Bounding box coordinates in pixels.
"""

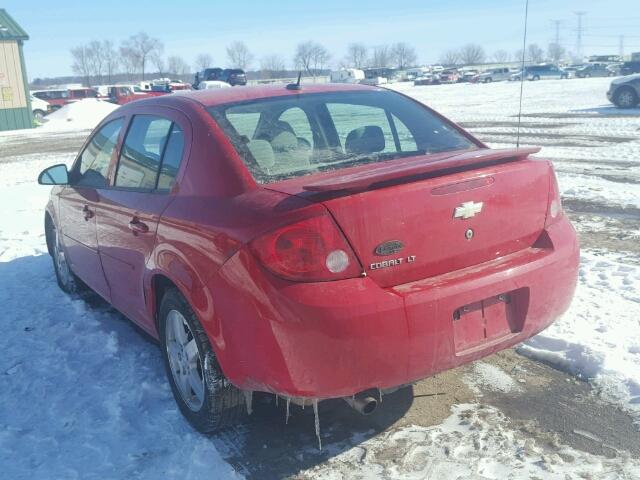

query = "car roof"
[141,83,381,109]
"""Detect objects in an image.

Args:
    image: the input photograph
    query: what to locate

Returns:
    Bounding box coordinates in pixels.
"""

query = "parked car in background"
[37,83,578,433]
[30,94,51,122]
[194,68,247,88]
[562,65,582,78]
[525,65,568,81]
[607,74,640,108]
[459,70,479,82]
[618,61,640,76]
[107,85,170,105]
[330,68,365,84]
[439,69,460,83]
[575,64,614,78]
[220,69,247,86]
[32,89,70,110]
[197,80,232,90]
[475,67,511,83]
[414,73,436,86]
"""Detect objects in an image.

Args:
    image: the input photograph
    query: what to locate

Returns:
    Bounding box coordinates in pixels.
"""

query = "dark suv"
[619,62,640,76]
[194,68,247,87]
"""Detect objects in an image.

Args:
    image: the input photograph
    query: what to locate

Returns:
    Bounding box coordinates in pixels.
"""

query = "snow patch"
[41,99,118,132]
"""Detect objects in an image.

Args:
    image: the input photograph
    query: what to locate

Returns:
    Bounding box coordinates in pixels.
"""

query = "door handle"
[128,217,149,234]
[82,205,94,221]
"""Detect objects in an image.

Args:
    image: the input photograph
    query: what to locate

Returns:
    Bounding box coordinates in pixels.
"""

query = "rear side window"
[209,90,475,183]
[76,118,124,187]
[115,115,184,190]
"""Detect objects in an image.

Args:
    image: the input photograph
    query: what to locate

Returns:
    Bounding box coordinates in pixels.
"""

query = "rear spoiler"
[303,147,541,192]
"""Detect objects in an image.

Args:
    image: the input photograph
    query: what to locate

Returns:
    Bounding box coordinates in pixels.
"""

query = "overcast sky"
[4,0,639,79]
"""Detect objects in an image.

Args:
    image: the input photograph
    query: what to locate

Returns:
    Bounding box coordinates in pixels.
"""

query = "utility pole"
[574,11,587,58]
[619,35,625,58]
[553,20,562,45]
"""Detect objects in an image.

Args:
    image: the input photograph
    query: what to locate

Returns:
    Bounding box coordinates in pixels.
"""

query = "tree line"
[66,32,571,87]
[439,42,568,66]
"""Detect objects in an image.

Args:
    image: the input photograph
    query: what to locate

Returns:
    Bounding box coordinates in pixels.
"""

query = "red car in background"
[107,85,170,105]
[32,87,98,110]
[38,84,579,433]
[439,69,461,83]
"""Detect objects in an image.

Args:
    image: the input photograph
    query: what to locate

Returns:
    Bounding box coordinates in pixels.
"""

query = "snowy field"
[1,78,639,479]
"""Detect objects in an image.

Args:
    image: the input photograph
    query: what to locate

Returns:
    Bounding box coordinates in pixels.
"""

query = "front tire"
[613,87,639,108]
[33,109,46,122]
[159,288,245,433]
[532,75,540,81]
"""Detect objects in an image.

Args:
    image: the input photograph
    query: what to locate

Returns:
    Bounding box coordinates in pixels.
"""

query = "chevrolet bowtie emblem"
[453,201,484,219]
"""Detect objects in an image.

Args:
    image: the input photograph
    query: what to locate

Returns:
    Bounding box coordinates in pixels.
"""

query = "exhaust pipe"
[343,396,378,415]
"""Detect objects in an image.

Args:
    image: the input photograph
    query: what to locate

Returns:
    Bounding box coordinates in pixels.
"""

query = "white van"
[330,69,365,84]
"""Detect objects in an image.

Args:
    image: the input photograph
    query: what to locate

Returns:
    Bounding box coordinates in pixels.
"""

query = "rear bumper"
[211,216,579,398]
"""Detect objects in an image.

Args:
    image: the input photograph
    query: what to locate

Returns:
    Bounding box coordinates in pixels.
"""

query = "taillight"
[545,166,564,228]
[249,214,362,282]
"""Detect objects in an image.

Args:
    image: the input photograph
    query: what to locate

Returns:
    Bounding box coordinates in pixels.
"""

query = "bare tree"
[119,46,140,80]
[167,56,189,77]
[344,43,368,69]
[102,40,119,83]
[391,42,417,69]
[492,49,510,63]
[370,45,392,68]
[527,43,544,64]
[547,43,565,63]
[85,41,105,84]
[70,46,92,86]
[151,52,166,77]
[121,32,163,80]
[293,41,330,77]
[195,53,213,71]
[226,41,254,70]
[439,49,461,66]
[459,44,486,65]
[260,54,286,78]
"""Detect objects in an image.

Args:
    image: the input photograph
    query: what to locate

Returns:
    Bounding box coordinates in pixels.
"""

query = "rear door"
[58,118,125,300]
[97,109,189,329]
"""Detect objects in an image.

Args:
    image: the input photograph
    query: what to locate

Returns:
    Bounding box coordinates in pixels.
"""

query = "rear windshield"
[208,90,476,183]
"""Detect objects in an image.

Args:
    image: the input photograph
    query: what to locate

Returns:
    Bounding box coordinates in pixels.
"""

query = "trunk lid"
[268,148,550,288]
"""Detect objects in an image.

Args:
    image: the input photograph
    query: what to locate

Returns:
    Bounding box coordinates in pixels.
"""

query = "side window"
[115,115,172,189]
[392,114,418,152]
[227,112,261,139]
[76,118,124,188]
[157,125,185,190]
[278,107,314,148]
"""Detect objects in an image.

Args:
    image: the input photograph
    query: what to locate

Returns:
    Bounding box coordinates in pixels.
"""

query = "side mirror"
[38,164,69,185]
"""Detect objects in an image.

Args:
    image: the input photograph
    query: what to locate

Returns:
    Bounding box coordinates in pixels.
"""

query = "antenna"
[286,71,303,91]
[516,0,529,149]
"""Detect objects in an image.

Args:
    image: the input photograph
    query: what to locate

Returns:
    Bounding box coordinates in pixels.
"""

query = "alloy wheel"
[165,309,205,411]
[54,227,72,288]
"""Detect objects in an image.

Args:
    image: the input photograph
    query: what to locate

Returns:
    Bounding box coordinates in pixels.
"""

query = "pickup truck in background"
[106,85,170,105]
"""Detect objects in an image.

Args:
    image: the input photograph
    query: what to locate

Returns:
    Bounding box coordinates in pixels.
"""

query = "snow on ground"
[389,77,640,210]
[299,404,640,479]
[0,160,240,479]
[40,99,118,131]
[1,78,639,478]
[520,252,640,422]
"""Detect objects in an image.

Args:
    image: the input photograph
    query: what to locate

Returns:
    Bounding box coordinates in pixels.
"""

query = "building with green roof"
[0,9,32,131]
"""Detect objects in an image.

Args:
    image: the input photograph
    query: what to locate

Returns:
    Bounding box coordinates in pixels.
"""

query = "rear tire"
[50,223,80,294]
[484,77,492,83]
[159,287,246,433]
[613,87,639,108]
[532,75,540,81]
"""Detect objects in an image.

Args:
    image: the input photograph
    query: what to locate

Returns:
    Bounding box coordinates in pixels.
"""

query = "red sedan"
[38,84,579,432]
